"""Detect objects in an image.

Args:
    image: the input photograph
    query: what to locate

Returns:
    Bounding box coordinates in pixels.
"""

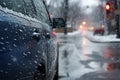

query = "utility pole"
[115,0,120,38]
[64,0,68,35]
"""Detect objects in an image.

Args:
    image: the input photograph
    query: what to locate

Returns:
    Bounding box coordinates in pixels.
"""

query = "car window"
[23,0,37,18]
[0,0,13,9]
[33,0,49,23]
[0,0,37,18]
[0,0,50,24]
[0,0,26,14]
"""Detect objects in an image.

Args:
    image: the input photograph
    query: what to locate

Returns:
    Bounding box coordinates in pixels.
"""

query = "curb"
[86,35,120,43]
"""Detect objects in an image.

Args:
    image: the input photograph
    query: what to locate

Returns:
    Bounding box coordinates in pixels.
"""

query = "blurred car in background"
[93,25,105,35]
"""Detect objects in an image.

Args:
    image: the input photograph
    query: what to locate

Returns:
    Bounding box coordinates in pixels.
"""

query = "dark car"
[93,25,105,35]
[0,0,62,80]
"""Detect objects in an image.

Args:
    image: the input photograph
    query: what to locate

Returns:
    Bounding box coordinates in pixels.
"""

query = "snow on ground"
[86,31,120,43]
[58,30,120,80]
[57,31,81,36]
[58,30,96,80]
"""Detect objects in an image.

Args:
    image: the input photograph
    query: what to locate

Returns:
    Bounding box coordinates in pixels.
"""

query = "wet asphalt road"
[58,31,120,80]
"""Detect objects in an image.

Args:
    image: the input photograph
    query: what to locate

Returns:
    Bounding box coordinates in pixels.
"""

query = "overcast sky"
[47,0,101,14]
[79,0,101,14]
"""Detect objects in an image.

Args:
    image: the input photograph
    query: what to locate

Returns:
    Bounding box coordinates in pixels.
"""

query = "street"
[58,30,120,80]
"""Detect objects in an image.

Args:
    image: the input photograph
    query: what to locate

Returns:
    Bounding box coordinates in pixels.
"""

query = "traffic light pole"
[115,0,120,38]
[64,0,68,35]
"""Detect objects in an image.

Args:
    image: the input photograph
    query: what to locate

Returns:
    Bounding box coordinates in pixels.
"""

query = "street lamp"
[82,21,86,25]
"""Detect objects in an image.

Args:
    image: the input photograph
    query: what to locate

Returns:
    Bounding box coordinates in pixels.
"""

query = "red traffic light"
[105,2,111,11]
[105,2,111,17]
[106,4,110,10]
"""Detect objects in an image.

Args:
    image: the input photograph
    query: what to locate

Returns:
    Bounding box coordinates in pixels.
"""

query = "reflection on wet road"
[58,31,120,80]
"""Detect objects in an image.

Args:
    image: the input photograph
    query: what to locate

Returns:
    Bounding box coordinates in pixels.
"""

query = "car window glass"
[0,0,37,18]
[13,0,26,15]
[23,0,37,18]
[0,0,13,9]
[33,0,49,22]
[0,0,26,14]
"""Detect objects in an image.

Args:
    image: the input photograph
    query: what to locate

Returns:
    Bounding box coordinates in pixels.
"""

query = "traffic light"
[105,2,111,14]
[105,2,111,18]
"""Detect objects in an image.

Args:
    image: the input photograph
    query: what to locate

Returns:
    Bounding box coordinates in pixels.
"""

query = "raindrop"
[22,63,25,66]
[28,52,31,54]
[4,28,8,31]
[6,41,10,44]
[8,63,12,66]
[19,29,23,32]
[30,29,32,31]
[34,60,37,64]
[23,53,27,56]
[9,48,13,51]
[24,34,27,36]
[2,47,6,50]
[6,36,9,39]
[1,37,4,40]
[37,50,40,53]
[17,5,21,8]
[13,44,17,47]
[23,27,26,31]
[0,42,4,45]
[14,38,17,41]
[15,32,18,34]
[3,2,6,6]
[5,71,8,74]
[0,70,3,73]
[19,72,22,74]
[35,55,38,58]
[22,37,25,40]
[12,57,17,62]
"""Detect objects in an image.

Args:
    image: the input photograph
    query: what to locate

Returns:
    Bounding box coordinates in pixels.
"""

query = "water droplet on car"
[23,53,27,56]
[14,38,17,41]
[11,57,17,62]
[2,47,6,50]
[6,41,10,44]
[4,28,8,31]
[0,42,4,45]
[19,29,23,32]
[0,49,3,51]
[8,63,12,66]
[34,60,37,64]
[28,52,31,54]
[13,44,17,47]
[5,71,8,74]
[0,70,3,73]
[1,37,4,40]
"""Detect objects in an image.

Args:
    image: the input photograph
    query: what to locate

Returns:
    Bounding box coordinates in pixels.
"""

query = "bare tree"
[48,0,84,28]
[68,2,83,27]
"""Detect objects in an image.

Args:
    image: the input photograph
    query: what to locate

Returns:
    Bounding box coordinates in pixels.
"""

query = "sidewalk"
[86,31,120,43]
[56,31,81,43]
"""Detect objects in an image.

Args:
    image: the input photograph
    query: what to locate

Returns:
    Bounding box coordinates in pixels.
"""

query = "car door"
[0,0,46,80]
[33,0,58,79]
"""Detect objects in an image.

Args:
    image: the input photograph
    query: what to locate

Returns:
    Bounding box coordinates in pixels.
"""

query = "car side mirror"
[52,18,65,28]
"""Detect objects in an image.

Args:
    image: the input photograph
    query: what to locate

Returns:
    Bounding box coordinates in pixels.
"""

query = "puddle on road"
[58,32,120,80]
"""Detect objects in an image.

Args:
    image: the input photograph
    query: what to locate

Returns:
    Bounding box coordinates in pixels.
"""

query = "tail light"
[51,31,57,36]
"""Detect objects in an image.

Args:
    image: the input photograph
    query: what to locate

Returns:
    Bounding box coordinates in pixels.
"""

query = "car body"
[93,26,105,35]
[0,0,58,80]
